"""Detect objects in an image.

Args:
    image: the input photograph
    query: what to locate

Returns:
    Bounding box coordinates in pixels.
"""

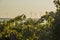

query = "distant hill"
[0,18,12,21]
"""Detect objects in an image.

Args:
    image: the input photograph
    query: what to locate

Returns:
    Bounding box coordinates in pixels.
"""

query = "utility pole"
[6,12,8,18]
[35,13,36,18]
[30,12,32,18]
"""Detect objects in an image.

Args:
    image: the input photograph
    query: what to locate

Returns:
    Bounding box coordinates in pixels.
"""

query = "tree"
[53,0,60,40]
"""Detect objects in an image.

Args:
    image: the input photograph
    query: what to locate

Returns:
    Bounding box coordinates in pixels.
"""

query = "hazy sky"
[0,0,56,18]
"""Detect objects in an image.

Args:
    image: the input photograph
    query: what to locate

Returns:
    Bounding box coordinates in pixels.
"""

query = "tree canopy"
[0,0,60,40]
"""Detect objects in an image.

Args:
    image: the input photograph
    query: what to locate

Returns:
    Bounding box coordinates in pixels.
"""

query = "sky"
[0,0,56,18]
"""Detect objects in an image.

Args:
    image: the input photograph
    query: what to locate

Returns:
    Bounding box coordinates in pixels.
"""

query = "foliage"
[0,12,54,40]
[0,0,60,40]
[53,0,60,40]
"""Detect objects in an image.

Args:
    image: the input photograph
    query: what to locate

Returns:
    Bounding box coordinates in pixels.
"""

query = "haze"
[0,0,56,18]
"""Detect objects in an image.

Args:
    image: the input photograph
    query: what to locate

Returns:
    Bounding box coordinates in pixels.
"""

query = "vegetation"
[0,0,60,40]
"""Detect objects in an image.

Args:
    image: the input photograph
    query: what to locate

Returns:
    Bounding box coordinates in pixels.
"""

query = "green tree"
[53,0,60,40]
